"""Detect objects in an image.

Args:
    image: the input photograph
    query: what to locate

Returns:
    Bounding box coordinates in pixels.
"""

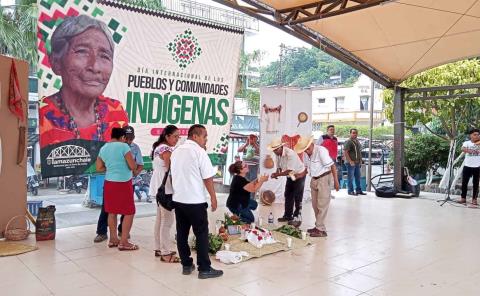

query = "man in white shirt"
[268,138,306,224]
[171,124,223,279]
[295,136,339,237]
[458,128,480,206]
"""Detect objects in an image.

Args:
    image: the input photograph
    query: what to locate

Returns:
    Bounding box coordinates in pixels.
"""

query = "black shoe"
[348,192,358,196]
[277,216,293,222]
[198,267,223,279]
[356,191,367,195]
[93,234,108,243]
[182,264,195,275]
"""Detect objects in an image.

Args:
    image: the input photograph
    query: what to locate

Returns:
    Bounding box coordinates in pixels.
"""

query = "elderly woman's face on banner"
[53,28,113,99]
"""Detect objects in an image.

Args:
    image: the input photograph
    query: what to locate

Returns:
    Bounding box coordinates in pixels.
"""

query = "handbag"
[156,168,174,211]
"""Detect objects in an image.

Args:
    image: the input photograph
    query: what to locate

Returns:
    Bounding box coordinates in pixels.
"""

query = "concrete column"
[393,87,406,191]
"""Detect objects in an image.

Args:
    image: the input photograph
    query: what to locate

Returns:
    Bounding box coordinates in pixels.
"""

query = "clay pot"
[260,190,276,205]
[264,155,274,169]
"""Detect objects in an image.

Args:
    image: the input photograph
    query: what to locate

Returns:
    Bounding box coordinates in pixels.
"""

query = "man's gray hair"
[50,15,114,62]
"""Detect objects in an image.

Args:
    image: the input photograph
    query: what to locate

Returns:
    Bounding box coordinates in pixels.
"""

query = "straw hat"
[293,136,314,154]
[267,138,285,151]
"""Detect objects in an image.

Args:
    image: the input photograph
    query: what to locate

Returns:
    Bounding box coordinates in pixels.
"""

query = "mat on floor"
[0,241,38,257]
[224,231,316,262]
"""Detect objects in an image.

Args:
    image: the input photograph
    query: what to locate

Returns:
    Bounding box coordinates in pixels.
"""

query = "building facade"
[311,74,385,130]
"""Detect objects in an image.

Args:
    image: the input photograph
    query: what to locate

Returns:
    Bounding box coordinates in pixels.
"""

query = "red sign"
[150,128,189,136]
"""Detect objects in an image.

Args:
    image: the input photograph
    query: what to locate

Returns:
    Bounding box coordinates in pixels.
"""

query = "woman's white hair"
[50,15,114,63]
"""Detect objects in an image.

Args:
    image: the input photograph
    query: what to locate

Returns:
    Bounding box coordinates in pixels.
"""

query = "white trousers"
[154,205,176,255]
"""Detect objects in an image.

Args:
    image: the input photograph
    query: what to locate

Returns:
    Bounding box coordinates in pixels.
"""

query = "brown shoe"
[456,198,467,205]
[307,227,317,234]
[309,229,327,237]
[288,220,302,227]
[472,198,478,206]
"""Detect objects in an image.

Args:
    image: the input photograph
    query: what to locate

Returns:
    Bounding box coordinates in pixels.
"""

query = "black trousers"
[96,201,124,236]
[174,202,211,272]
[461,166,480,199]
[283,176,306,218]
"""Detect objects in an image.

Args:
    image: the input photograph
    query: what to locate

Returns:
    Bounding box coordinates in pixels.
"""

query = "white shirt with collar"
[171,139,216,204]
[276,147,305,174]
[303,145,334,177]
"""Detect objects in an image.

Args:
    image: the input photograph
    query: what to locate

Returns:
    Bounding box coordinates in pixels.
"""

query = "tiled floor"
[2,191,480,296]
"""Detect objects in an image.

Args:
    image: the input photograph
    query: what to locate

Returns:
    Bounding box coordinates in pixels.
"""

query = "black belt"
[312,171,331,180]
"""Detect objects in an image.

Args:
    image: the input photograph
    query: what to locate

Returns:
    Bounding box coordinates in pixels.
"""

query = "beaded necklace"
[55,93,103,141]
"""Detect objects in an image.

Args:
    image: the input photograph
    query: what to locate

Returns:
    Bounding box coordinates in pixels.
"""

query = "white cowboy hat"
[294,135,314,154]
[267,138,285,151]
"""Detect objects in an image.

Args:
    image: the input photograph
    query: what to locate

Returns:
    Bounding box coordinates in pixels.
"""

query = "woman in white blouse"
[149,125,180,262]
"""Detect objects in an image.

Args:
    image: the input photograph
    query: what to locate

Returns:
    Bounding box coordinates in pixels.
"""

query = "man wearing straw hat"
[268,138,306,224]
[295,136,339,237]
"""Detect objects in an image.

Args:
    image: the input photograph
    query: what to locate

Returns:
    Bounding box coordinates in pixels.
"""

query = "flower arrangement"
[244,227,276,248]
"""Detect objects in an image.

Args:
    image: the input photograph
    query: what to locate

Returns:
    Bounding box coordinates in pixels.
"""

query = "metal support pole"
[393,87,406,191]
[367,79,375,191]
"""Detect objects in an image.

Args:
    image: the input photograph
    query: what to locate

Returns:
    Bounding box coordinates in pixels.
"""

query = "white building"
[311,74,385,129]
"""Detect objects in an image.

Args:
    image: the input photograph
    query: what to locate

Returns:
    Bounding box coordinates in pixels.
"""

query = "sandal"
[108,241,120,248]
[160,253,180,263]
[155,250,176,257]
[118,243,139,251]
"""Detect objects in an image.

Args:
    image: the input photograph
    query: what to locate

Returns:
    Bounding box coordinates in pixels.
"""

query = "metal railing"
[161,0,259,31]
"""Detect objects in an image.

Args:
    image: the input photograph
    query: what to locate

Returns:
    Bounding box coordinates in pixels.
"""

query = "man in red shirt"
[317,125,338,161]
[316,125,340,194]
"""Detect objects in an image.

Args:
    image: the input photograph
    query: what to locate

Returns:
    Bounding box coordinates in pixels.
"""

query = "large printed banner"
[37,0,243,177]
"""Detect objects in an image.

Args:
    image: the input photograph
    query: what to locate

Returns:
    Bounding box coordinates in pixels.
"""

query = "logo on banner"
[46,145,92,169]
[167,29,202,69]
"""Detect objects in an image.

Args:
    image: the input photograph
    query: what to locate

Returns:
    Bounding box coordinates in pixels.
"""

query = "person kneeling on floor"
[226,161,269,223]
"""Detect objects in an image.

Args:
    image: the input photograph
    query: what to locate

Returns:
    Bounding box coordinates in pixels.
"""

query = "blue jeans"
[346,163,362,193]
[247,164,258,199]
[228,199,258,224]
[134,185,149,200]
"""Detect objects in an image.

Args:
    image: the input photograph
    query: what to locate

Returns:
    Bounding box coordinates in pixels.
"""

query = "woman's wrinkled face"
[54,28,113,99]
[166,130,180,147]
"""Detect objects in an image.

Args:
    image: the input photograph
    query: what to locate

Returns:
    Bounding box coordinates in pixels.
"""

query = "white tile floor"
[2,191,480,296]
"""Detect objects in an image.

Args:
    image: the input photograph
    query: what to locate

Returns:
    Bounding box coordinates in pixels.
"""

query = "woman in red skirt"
[96,127,138,250]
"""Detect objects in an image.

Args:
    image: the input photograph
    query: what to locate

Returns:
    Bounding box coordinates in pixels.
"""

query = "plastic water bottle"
[268,212,274,224]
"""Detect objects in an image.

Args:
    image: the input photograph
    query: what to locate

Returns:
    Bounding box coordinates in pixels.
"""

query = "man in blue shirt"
[94,126,145,243]
[124,126,148,202]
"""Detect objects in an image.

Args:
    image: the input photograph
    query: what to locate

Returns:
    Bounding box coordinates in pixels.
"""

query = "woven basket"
[5,215,30,241]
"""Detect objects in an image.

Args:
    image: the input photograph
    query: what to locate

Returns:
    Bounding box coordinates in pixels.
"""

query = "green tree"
[383,59,480,141]
[0,1,38,67]
[383,59,480,183]
[259,47,360,87]
[403,134,450,177]
[236,50,264,114]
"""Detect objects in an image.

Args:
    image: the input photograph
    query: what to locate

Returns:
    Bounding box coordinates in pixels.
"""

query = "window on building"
[317,98,326,104]
[335,97,345,112]
[360,96,369,111]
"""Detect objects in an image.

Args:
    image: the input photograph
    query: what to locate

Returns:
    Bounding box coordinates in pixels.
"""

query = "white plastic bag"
[215,251,249,264]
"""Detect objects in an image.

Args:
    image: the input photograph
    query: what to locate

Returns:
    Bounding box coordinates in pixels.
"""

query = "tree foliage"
[0,0,38,67]
[332,125,395,141]
[236,50,264,114]
[403,134,451,176]
[383,59,480,141]
[259,47,360,87]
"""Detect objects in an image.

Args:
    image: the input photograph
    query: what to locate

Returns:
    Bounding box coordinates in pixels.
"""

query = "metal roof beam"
[213,0,395,87]
[277,0,391,25]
